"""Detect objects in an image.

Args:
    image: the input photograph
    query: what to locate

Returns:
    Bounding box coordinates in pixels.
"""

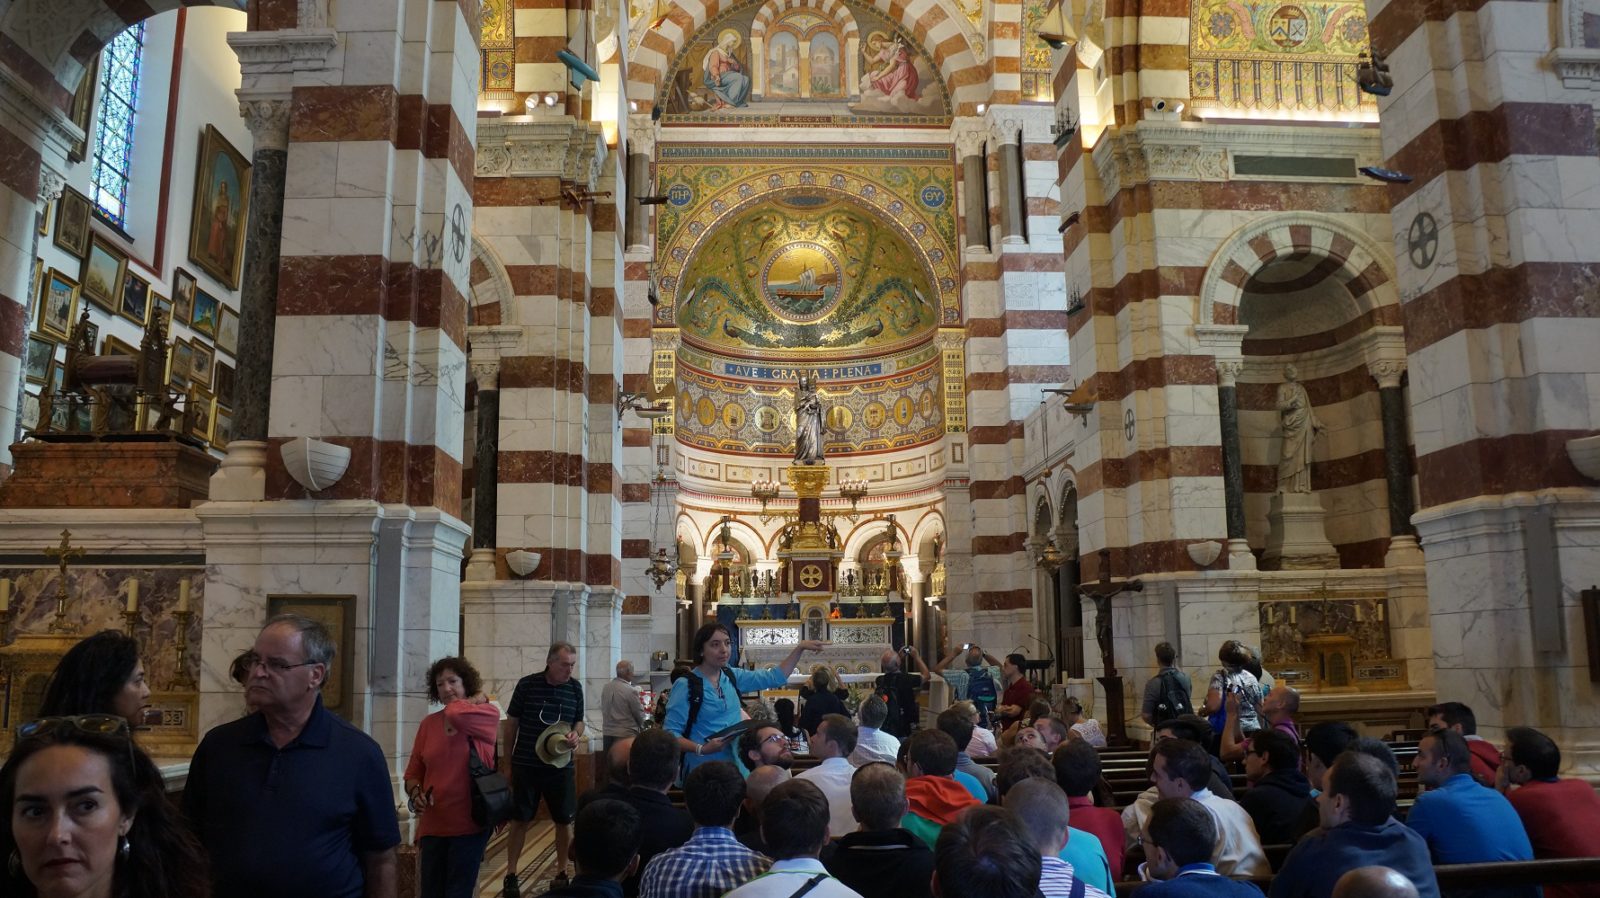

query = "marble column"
[465,358,500,580]
[989,116,1026,245]
[210,97,290,500]
[1216,360,1254,569]
[1370,359,1423,565]
[955,124,989,252]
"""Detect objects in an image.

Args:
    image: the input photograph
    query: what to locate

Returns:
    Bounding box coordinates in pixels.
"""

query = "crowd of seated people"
[6,624,1599,898]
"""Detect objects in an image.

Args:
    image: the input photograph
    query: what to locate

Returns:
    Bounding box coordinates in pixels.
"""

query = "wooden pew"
[1112,857,1600,896]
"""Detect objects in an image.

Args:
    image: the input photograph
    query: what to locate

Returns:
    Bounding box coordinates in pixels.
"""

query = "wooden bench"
[1111,857,1600,896]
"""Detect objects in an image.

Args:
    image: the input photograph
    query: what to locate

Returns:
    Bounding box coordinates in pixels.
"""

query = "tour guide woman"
[667,623,824,773]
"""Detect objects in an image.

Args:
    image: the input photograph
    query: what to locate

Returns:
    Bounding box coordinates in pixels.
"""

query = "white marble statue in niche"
[1276,364,1324,493]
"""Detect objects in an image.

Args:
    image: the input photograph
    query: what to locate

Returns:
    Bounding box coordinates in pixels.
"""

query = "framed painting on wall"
[216,307,239,356]
[81,236,125,311]
[54,187,92,259]
[20,392,40,431]
[212,405,233,450]
[151,292,172,331]
[119,271,150,325]
[170,341,194,384]
[191,289,220,338]
[186,390,213,441]
[173,268,196,326]
[213,361,235,406]
[266,595,355,720]
[187,125,251,290]
[103,335,139,357]
[24,336,53,384]
[188,339,214,389]
[37,269,80,340]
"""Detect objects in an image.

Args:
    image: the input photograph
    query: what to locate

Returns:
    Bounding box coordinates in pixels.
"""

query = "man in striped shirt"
[502,642,586,896]
[641,761,771,898]
[1007,777,1113,898]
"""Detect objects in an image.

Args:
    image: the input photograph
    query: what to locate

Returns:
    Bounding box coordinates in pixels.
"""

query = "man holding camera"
[933,644,1003,728]
[876,646,930,738]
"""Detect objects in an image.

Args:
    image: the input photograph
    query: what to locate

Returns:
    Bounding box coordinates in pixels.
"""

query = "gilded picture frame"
[187,125,251,290]
[266,595,355,719]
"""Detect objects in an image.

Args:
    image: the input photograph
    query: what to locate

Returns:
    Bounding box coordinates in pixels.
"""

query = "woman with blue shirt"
[667,623,825,772]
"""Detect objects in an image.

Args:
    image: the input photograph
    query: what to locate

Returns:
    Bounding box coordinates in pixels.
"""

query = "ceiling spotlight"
[975,102,987,114]
[630,100,640,112]
[543,92,561,107]
[1359,165,1413,184]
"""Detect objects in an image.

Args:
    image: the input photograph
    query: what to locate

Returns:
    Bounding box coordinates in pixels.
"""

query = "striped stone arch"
[0,0,249,110]
[627,0,987,114]
[841,514,911,563]
[908,508,944,555]
[751,0,858,43]
[1199,213,1398,327]
[467,236,514,326]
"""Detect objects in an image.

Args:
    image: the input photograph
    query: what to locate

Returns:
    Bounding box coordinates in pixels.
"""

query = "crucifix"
[43,529,84,633]
[1080,547,1143,743]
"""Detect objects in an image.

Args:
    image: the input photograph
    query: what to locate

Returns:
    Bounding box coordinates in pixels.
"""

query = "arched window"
[90,23,147,228]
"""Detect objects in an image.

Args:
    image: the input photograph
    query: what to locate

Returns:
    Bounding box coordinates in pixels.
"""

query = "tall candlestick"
[0,578,9,612]
[126,579,139,613]
[177,580,190,613]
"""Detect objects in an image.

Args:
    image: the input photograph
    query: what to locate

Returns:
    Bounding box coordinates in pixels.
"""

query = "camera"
[963,643,973,650]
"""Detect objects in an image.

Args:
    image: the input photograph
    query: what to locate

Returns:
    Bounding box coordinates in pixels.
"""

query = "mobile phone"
[963,643,972,650]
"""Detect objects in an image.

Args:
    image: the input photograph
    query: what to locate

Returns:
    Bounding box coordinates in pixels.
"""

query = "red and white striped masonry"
[264,0,477,509]
[1368,0,1600,508]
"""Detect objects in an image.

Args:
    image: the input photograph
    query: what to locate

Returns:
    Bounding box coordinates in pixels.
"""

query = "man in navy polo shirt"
[502,641,587,896]
[185,614,401,898]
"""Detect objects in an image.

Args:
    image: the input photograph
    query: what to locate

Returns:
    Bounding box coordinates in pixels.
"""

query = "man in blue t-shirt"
[1406,729,1536,898]
[185,614,401,898]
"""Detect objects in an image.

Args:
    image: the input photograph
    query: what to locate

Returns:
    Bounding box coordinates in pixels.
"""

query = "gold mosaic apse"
[675,196,940,359]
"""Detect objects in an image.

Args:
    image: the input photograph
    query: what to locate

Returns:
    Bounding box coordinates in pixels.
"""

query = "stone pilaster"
[988,115,1026,245]
[1216,360,1254,569]
[467,356,500,580]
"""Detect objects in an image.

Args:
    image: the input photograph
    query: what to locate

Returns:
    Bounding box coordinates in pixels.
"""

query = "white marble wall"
[1415,490,1600,776]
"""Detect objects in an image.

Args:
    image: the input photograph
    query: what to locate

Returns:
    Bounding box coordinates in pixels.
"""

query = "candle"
[1355,603,1365,622]
[177,580,190,614]
[1289,606,1298,625]
[126,579,139,613]
[0,579,9,612]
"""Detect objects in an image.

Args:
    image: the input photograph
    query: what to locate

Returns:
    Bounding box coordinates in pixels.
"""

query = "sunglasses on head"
[17,714,131,740]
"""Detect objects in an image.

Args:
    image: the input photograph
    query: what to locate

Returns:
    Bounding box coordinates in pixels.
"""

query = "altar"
[737,616,896,676]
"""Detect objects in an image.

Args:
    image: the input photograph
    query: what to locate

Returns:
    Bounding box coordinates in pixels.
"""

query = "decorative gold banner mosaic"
[1188,0,1377,116]
[480,0,514,94]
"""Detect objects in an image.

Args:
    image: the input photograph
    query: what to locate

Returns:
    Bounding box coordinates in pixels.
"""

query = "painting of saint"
[768,32,801,97]
[864,32,919,101]
[703,29,751,109]
[810,34,840,95]
[188,125,252,290]
[853,30,945,115]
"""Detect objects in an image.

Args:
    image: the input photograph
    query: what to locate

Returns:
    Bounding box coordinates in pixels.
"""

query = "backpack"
[681,666,739,737]
[967,665,998,704]
[1152,669,1191,724]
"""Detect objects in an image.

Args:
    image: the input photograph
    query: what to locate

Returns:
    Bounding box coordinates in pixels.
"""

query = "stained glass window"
[90,23,146,228]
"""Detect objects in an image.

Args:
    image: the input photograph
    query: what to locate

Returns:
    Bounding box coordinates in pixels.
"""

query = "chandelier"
[645,435,678,592]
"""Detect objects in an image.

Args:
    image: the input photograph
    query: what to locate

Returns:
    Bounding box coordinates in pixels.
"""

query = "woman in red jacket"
[405,656,502,898]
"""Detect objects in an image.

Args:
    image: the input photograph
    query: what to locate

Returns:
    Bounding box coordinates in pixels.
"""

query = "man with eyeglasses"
[738,724,796,773]
[184,614,401,898]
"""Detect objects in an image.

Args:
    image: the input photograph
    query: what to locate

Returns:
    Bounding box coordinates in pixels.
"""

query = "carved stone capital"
[935,328,966,351]
[476,117,610,187]
[237,97,291,152]
[1216,359,1245,387]
[953,119,989,158]
[469,359,501,392]
[38,166,66,204]
[0,67,81,164]
[1368,358,1406,389]
[626,113,657,156]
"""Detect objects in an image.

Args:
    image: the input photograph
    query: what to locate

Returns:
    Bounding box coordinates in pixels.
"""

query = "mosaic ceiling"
[1189,0,1378,116]
[676,196,940,359]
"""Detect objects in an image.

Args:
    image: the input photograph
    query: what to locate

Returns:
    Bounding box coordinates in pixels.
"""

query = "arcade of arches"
[0,0,1597,796]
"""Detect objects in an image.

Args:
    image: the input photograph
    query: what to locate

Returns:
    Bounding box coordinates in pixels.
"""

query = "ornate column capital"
[38,165,66,204]
[1216,359,1245,387]
[626,114,658,157]
[469,358,501,392]
[1368,358,1406,389]
[238,97,292,152]
[952,118,989,158]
